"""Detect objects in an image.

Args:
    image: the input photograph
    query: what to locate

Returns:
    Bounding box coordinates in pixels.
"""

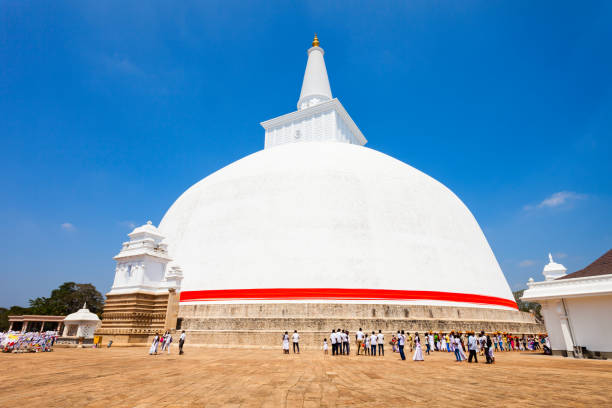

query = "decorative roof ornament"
[543,252,567,281]
[312,33,320,47]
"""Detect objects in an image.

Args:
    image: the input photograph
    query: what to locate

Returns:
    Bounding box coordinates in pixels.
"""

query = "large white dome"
[159,142,517,310]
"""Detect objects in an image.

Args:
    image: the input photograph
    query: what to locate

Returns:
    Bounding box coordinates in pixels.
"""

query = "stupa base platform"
[95,289,180,346]
[178,303,545,348]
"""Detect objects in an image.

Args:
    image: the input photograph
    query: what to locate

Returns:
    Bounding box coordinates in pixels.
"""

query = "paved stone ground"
[1,347,610,407]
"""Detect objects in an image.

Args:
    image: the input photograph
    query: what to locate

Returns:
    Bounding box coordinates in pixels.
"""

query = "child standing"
[323,338,329,354]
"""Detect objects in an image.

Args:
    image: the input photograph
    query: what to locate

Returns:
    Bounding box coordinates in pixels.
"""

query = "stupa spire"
[297,34,332,110]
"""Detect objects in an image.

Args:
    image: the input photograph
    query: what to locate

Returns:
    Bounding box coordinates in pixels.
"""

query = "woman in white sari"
[413,332,424,361]
[148,333,159,355]
[282,331,290,354]
[458,334,467,361]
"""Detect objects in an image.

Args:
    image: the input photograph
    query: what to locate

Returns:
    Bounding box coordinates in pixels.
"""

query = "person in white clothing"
[356,328,365,355]
[343,330,350,355]
[398,330,406,360]
[370,332,377,356]
[282,331,290,354]
[458,335,467,361]
[330,329,337,355]
[178,330,186,355]
[427,332,434,355]
[323,338,329,354]
[365,333,371,356]
[377,330,384,356]
[148,333,159,355]
[164,332,173,354]
[292,330,300,354]
[467,332,478,363]
[160,331,168,352]
[413,332,424,361]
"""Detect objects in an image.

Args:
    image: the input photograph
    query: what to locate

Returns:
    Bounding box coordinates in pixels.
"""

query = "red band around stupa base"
[179,288,518,309]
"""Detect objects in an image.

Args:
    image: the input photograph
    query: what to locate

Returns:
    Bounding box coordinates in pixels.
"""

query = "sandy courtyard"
[1,346,610,407]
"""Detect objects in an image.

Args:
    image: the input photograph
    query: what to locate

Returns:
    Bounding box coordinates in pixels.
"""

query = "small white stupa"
[63,303,101,339]
[542,253,568,281]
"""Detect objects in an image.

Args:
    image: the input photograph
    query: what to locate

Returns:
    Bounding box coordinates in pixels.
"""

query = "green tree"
[28,282,104,317]
[0,305,33,331]
[0,308,7,331]
[513,289,542,322]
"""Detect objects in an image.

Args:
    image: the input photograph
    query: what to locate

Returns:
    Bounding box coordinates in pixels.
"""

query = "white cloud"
[518,259,536,267]
[554,252,568,259]
[60,222,76,231]
[538,191,587,208]
[524,191,587,210]
[119,220,136,230]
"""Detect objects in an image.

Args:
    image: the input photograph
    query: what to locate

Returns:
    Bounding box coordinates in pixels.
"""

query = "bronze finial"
[312,34,320,47]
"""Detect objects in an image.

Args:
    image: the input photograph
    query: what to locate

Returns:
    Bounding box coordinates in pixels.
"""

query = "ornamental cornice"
[260,98,367,145]
[522,273,612,301]
[113,250,172,262]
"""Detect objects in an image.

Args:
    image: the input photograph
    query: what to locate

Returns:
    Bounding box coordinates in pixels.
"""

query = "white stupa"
[156,35,517,311]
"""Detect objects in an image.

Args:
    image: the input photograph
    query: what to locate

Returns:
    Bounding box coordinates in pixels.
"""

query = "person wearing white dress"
[413,332,424,361]
[164,332,172,354]
[459,335,468,361]
[148,333,159,355]
[427,332,434,355]
[282,331,290,354]
[323,338,328,354]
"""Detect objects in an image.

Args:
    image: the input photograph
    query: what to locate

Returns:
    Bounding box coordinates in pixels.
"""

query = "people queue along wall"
[0,331,58,353]
[281,329,552,363]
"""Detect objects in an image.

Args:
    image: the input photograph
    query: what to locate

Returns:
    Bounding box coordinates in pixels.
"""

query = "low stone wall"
[177,303,545,348]
[180,303,535,322]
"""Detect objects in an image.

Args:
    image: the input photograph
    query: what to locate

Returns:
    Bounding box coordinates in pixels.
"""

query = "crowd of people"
[281,329,551,363]
[0,331,58,353]
[148,330,187,355]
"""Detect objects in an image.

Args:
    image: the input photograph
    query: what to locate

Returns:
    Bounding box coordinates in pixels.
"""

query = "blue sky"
[1,1,611,307]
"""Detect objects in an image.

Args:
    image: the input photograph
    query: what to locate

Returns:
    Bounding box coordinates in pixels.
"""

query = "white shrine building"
[98,36,543,346]
[522,250,612,358]
[62,303,101,339]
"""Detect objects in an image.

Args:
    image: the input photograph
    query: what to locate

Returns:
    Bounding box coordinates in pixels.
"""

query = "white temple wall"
[142,257,166,286]
[565,295,612,352]
[540,301,567,351]
[111,257,168,293]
